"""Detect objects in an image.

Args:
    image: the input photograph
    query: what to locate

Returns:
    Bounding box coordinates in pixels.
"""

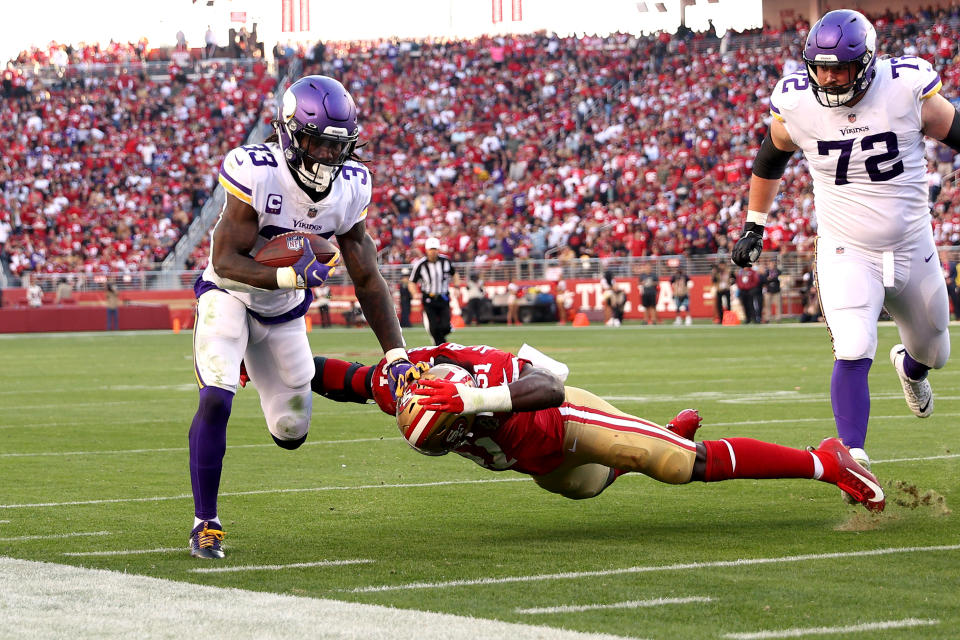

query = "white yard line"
[516,596,713,614]
[189,559,374,574]
[0,437,398,458]
[345,544,960,593]
[1,444,954,509]
[0,478,526,509]
[62,547,182,557]
[722,618,940,639]
[0,531,110,542]
[0,556,641,640]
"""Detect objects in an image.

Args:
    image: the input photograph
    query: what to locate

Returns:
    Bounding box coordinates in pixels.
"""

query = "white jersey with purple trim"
[770,56,941,252]
[203,141,371,317]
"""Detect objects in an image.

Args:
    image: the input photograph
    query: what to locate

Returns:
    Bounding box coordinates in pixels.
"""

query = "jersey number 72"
[817,131,904,185]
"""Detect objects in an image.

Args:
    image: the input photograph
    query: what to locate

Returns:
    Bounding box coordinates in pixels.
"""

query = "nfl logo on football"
[286,236,303,251]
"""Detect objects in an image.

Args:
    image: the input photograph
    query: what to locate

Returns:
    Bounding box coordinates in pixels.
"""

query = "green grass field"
[1,323,958,639]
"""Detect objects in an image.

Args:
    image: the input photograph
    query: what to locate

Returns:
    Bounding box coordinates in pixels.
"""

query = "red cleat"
[815,438,885,512]
[666,409,702,440]
[239,360,250,388]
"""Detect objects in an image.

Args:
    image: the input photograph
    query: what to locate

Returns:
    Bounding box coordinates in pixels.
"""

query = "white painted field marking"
[0,557,642,640]
[0,531,110,542]
[0,437,398,458]
[2,443,956,508]
[63,547,182,557]
[0,478,527,509]
[603,392,960,405]
[346,544,960,593]
[516,596,713,614]
[722,618,940,639]
[0,520,9,524]
[189,559,374,574]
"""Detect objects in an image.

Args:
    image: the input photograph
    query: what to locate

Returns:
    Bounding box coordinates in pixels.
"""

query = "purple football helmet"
[275,75,359,191]
[803,10,878,107]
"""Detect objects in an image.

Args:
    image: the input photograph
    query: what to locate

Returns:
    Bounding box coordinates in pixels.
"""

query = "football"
[254,232,340,268]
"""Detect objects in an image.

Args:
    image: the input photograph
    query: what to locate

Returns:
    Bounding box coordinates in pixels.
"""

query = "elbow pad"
[751,133,794,180]
[942,109,960,153]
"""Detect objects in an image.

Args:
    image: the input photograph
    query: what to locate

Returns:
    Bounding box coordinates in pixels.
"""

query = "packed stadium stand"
[2,5,960,306]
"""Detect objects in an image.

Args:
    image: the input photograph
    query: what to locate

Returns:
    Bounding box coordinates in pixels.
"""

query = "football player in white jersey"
[188,76,424,558]
[732,10,955,479]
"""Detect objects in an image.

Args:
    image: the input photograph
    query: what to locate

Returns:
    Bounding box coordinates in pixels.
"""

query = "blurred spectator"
[25,275,43,308]
[205,26,217,58]
[105,282,119,330]
[555,280,575,324]
[762,258,782,323]
[313,284,332,328]
[398,268,412,327]
[711,262,733,323]
[670,266,692,325]
[638,263,659,325]
[736,265,763,324]
[506,282,521,326]
[463,273,486,326]
[942,250,960,321]
[54,277,73,304]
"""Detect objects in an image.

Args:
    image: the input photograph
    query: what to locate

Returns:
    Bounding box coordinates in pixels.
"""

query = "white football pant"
[816,233,950,368]
[193,290,315,442]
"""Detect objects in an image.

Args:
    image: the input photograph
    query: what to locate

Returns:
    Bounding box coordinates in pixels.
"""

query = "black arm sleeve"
[751,132,795,179]
[942,109,960,153]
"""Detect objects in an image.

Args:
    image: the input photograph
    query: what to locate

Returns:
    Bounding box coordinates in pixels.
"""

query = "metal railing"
[9,251,816,294]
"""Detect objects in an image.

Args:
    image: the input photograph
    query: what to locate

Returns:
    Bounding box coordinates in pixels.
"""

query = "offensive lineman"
[310,343,885,512]
[188,76,421,558]
[732,10,954,477]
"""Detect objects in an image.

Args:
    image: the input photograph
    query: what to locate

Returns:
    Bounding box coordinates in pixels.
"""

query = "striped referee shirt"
[409,255,456,296]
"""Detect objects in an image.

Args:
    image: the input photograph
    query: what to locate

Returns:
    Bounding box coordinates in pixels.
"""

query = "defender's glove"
[731,222,764,268]
[276,242,339,289]
[416,378,513,414]
[415,378,466,413]
[386,358,430,399]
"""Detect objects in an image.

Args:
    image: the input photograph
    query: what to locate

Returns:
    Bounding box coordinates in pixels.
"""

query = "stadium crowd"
[3,4,960,281]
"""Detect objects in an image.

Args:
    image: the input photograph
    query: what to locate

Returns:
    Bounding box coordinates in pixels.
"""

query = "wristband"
[276,266,298,289]
[746,210,768,226]
[459,384,513,414]
[384,348,409,364]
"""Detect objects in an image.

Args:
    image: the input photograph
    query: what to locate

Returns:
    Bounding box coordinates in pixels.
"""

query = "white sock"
[809,452,824,480]
[194,516,219,529]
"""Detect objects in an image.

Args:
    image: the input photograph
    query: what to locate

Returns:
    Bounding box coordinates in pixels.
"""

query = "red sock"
[316,357,374,400]
[702,438,816,482]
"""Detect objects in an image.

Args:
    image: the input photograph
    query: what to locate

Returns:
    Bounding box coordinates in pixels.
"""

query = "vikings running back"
[188,75,422,559]
[732,10,954,482]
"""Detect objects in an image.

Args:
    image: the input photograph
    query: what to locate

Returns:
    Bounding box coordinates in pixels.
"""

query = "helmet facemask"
[803,9,878,108]
[275,76,359,192]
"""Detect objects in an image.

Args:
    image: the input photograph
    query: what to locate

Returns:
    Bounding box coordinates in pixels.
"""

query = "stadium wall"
[0,275,801,332]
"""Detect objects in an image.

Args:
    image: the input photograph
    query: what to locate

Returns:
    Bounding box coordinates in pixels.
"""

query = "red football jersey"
[372,343,566,476]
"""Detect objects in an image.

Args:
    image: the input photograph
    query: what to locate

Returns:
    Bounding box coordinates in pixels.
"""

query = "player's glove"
[416,378,513,414]
[415,378,467,413]
[276,241,339,289]
[731,222,765,268]
[386,358,430,399]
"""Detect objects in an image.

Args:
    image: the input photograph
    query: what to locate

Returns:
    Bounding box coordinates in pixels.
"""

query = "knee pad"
[831,322,877,361]
[607,443,693,485]
[263,389,312,443]
[533,463,613,500]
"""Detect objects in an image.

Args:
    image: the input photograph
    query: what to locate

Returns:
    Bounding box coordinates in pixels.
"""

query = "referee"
[408,237,459,345]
